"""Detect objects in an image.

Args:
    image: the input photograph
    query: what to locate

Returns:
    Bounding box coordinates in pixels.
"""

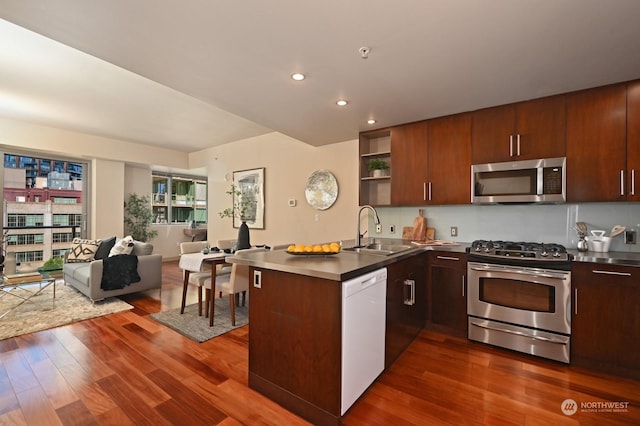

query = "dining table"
[178,250,230,326]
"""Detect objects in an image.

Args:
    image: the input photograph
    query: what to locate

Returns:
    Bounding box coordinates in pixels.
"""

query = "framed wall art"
[232,167,265,229]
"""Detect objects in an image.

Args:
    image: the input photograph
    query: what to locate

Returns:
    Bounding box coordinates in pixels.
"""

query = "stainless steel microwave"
[471,157,566,204]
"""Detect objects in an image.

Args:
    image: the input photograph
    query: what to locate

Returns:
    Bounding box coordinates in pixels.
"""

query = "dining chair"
[179,241,230,316]
[204,247,265,326]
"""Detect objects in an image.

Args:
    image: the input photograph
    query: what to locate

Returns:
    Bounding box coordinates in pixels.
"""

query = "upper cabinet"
[388,114,471,206]
[627,80,640,201]
[359,129,391,206]
[390,121,428,205]
[471,95,566,164]
[359,79,638,207]
[427,113,472,204]
[566,83,627,202]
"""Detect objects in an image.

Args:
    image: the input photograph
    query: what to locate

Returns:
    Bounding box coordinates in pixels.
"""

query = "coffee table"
[0,274,57,320]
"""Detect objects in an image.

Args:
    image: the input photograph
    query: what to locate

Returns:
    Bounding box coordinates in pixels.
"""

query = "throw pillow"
[131,241,154,256]
[109,235,135,257]
[67,238,102,263]
[95,236,117,260]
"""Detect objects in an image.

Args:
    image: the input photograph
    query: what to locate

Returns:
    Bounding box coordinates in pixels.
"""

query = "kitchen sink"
[343,243,415,256]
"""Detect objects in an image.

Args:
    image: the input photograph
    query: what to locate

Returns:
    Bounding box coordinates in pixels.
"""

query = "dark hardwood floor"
[1,260,638,425]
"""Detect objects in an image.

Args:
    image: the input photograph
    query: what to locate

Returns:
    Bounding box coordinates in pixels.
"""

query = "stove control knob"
[553,252,561,258]
[541,251,548,257]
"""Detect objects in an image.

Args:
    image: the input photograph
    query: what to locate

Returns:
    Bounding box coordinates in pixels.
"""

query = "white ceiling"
[1,0,640,152]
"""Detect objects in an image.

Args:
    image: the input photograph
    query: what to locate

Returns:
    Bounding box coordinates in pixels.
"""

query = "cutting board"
[411,209,427,241]
[403,226,435,241]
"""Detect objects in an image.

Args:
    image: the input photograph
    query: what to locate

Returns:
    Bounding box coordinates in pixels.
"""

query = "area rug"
[0,281,133,340]
[150,297,248,342]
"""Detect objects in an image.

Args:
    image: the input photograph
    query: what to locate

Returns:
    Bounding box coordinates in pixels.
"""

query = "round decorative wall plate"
[305,170,338,210]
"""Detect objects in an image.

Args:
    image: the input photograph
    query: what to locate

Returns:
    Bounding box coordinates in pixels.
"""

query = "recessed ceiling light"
[367,119,376,125]
[336,100,348,106]
[291,73,305,81]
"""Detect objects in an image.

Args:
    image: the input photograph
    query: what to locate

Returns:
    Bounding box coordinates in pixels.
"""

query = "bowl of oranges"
[286,242,341,255]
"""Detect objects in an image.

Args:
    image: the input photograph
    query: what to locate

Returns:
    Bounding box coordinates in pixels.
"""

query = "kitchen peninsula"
[229,242,457,425]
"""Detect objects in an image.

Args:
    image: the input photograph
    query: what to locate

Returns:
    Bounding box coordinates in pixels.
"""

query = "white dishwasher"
[341,267,387,415]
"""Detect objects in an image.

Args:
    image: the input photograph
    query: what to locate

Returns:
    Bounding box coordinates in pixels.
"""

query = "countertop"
[571,250,640,267]
[229,239,640,281]
[228,239,468,281]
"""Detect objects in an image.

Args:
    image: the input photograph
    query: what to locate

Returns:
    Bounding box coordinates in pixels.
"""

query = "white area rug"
[0,281,133,340]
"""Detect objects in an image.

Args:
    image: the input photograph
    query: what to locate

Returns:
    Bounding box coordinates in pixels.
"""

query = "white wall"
[93,159,125,238]
[190,132,359,249]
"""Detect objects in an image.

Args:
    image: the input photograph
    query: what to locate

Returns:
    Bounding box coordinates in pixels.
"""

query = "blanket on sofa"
[101,254,141,290]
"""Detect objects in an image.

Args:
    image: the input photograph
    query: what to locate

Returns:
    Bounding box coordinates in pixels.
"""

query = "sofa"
[63,237,162,302]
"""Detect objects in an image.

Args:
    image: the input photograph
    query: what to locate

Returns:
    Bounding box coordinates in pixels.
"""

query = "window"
[7,214,44,227]
[7,234,44,245]
[16,250,44,263]
[53,232,74,243]
[52,249,68,259]
[53,214,82,226]
[53,197,78,204]
[152,173,207,224]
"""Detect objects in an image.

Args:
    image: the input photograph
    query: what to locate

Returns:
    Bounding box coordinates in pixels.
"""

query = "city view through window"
[2,154,85,274]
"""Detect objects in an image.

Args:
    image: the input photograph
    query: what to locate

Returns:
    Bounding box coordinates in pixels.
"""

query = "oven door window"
[479,277,555,313]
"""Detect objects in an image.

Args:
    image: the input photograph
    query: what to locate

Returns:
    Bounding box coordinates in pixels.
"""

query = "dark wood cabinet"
[571,262,640,380]
[389,114,471,206]
[385,252,427,367]
[390,121,428,205]
[427,251,467,337]
[427,113,472,205]
[566,83,627,202]
[248,268,342,425]
[472,95,566,164]
[627,80,640,201]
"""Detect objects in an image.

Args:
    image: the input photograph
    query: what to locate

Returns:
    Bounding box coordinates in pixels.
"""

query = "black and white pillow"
[67,238,102,263]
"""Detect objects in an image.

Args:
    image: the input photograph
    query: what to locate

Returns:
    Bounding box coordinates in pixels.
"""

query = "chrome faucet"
[356,205,381,247]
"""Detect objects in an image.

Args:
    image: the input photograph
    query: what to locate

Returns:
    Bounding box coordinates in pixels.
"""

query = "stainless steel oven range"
[466,240,572,363]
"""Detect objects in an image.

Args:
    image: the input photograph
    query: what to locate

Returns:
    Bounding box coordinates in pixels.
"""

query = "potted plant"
[124,193,158,242]
[219,185,253,249]
[368,158,390,177]
[38,257,64,278]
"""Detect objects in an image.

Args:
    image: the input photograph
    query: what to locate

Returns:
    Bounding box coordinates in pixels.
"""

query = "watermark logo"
[561,399,578,416]
[561,398,630,415]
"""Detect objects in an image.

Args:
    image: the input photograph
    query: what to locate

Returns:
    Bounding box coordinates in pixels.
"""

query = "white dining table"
[179,251,229,326]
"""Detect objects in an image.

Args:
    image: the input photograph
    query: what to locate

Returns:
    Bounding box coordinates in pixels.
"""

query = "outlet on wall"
[376,224,382,233]
[450,226,458,237]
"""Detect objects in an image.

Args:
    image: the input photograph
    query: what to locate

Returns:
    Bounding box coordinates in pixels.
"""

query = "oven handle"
[470,321,568,345]
[469,264,569,280]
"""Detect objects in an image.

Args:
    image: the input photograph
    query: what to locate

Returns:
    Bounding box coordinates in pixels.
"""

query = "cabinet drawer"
[429,251,467,268]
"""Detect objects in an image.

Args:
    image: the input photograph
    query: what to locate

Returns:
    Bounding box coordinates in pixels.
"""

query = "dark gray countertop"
[228,239,468,281]
[229,240,640,281]
[571,250,640,267]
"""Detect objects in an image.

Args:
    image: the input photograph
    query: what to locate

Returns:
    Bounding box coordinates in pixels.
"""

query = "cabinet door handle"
[632,169,636,196]
[428,182,432,201]
[436,255,460,261]
[516,134,521,156]
[574,288,578,315]
[592,269,632,277]
[423,182,427,201]
[620,170,625,196]
[461,276,465,297]
[403,279,415,306]
[509,135,514,157]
